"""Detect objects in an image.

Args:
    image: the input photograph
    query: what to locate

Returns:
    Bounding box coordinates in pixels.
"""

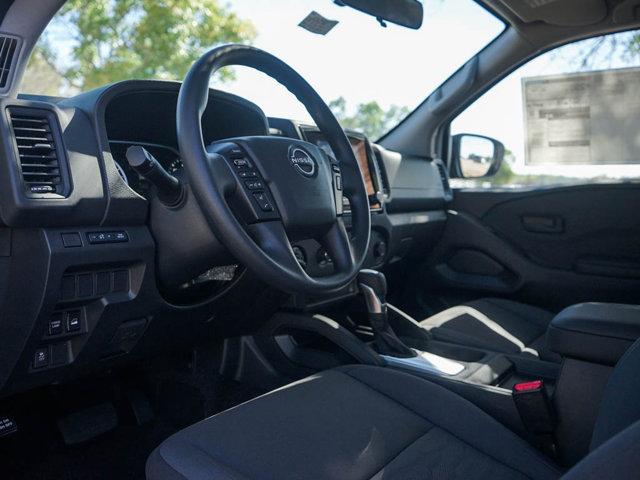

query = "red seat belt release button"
[514,380,543,392]
[512,379,555,434]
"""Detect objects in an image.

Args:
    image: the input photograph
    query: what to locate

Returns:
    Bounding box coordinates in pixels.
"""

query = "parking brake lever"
[358,269,415,358]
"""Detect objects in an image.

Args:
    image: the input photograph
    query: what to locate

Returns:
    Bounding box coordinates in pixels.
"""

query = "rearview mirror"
[338,0,424,29]
[452,134,504,179]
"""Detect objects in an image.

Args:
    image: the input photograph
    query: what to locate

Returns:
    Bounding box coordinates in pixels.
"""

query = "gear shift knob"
[357,269,387,304]
[358,269,415,358]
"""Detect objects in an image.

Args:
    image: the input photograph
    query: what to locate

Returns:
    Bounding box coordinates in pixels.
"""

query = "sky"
[32,0,640,180]
[220,0,503,120]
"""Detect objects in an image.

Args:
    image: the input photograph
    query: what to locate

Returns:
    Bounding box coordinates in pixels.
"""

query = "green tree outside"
[21,46,65,96]
[24,1,409,140]
[328,96,410,140]
[24,3,640,147]
[26,0,256,92]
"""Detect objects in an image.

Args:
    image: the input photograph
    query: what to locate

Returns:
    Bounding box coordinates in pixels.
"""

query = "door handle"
[521,215,564,233]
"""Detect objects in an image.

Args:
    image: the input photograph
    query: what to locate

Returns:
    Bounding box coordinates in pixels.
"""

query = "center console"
[220,278,640,470]
[221,270,562,454]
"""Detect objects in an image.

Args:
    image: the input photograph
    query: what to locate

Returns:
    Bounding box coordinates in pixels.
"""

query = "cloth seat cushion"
[147,364,560,480]
[419,298,559,361]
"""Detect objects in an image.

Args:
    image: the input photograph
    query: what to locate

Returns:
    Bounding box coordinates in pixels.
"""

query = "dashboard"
[107,120,385,214]
[0,80,450,396]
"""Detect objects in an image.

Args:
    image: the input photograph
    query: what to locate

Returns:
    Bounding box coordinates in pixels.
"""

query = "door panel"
[424,184,640,311]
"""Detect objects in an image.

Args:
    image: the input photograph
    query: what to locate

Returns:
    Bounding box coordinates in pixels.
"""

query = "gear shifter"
[358,270,415,358]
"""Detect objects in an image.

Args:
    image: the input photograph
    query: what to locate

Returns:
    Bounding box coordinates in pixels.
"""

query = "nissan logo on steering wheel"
[289,147,316,177]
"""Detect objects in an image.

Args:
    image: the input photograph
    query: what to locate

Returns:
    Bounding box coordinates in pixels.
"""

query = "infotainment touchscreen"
[349,136,376,197]
[305,129,380,210]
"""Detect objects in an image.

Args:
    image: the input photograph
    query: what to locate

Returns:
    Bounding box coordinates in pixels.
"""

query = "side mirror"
[451,134,504,178]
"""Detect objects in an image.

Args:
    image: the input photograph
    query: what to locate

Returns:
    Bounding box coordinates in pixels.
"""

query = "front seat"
[417,298,559,361]
[147,337,640,479]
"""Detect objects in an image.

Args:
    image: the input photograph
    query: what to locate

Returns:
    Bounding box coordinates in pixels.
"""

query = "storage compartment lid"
[547,302,640,365]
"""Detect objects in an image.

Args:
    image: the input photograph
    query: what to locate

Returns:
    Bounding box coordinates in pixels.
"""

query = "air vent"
[435,160,452,198]
[372,148,390,196]
[7,107,68,197]
[0,35,18,89]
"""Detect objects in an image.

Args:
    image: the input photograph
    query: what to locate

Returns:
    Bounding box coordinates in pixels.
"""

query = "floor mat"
[0,351,265,480]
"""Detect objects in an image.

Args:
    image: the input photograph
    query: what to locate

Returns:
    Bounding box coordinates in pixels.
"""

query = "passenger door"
[426,30,640,312]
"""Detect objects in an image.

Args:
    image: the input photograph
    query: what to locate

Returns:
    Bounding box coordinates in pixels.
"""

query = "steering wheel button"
[252,192,273,212]
[229,148,244,159]
[239,170,257,178]
[233,158,250,168]
[335,174,342,191]
[245,180,263,190]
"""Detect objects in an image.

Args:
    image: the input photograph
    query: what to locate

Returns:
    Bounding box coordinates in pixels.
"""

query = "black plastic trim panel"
[0,99,107,227]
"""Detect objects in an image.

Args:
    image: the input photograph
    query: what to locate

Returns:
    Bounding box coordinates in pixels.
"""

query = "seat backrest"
[589,337,640,451]
[563,419,640,479]
[562,338,640,479]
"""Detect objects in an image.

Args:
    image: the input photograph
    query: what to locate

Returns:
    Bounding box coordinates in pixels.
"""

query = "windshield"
[22,0,504,138]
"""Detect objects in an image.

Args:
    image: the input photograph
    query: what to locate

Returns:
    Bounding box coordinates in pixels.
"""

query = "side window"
[450,30,640,189]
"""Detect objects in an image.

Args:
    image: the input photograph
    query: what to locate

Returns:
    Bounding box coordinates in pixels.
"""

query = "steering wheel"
[177,45,370,294]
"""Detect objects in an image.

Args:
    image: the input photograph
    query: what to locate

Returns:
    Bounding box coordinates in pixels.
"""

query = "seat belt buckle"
[512,380,555,434]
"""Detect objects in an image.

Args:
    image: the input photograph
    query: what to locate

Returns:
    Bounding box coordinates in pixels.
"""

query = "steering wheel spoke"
[246,220,308,277]
[318,218,355,273]
[205,152,237,196]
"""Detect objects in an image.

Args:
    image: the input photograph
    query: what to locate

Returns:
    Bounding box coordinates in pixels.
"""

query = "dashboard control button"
[244,180,263,190]
[66,311,81,333]
[317,248,333,267]
[113,231,128,242]
[113,270,129,292]
[77,273,93,297]
[51,343,68,366]
[252,192,273,212]
[33,348,49,369]
[239,170,258,178]
[48,314,63,336]
[0,416,17,437]
[292,246,306,269]
[61,275,76,301]
[87,231,128,244]
[88,232,108,243]
[96,272,111,295]
[373,241,387,259]
[61,232,82,248]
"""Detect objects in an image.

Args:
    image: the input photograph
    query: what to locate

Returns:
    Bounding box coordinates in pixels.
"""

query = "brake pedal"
[57,403,118,445]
